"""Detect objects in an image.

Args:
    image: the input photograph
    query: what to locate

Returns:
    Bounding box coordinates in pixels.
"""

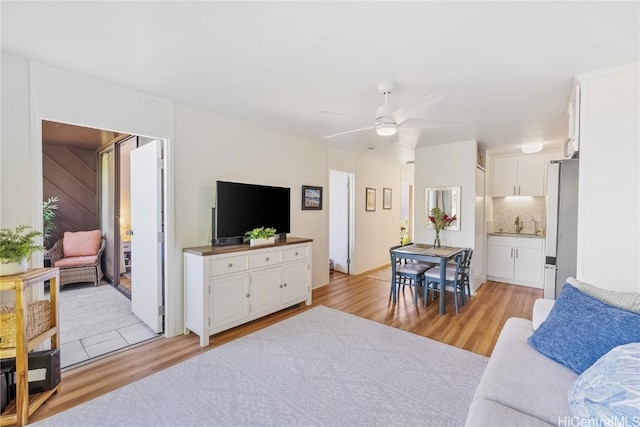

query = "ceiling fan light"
[376,122,397,136]
[521,142,543,154]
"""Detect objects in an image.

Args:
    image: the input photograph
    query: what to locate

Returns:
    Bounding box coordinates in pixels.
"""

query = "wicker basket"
[0,300,52,348]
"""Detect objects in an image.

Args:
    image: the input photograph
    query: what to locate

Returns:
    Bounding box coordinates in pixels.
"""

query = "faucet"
[531,216,539,235]
[515,216,523,234]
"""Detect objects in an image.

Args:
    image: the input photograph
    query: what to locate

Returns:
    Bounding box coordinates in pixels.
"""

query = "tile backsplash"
[492,197,546,235]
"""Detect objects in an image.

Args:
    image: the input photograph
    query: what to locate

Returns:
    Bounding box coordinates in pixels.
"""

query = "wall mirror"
[425,186,461,231]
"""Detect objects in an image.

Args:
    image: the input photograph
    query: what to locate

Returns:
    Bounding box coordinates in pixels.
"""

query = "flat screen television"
[213,181,291,245]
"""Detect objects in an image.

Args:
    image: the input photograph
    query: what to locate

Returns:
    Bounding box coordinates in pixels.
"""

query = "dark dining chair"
[389,246,431,305]
[424,252,465,313]
[446,248,473,305]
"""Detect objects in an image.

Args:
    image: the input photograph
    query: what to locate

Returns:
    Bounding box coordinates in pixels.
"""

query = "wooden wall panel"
[43,145,98,247]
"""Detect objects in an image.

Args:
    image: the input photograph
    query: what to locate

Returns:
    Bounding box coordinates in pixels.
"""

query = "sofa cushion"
[63,230,101,257]
[528,284,640,374]
[532,298,555,330]
[567,277,640,315]
[568,343,640,422]
[473,318,577,425]
[465,398,553,427]
[54,255,99,267]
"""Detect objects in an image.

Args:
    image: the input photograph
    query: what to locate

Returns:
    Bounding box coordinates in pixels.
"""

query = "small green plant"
[43,196,59,245]
[0,225,44,263]
[244,227,277,241]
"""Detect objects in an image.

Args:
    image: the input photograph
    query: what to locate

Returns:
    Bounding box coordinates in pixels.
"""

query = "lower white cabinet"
[487,235,544,288]
[184,238,312,346]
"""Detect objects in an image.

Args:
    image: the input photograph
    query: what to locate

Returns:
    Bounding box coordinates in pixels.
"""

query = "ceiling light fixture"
[376,122,397,136]
[521,142,543,154]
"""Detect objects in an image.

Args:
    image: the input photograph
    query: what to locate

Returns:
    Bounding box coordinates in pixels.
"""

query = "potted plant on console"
[245,227,277,247]
[0,225,44,276]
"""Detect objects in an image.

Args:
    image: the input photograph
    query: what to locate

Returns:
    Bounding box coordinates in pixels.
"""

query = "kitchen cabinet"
[184,238,312,347]
[492,154,544,197]
[487,235,544,288]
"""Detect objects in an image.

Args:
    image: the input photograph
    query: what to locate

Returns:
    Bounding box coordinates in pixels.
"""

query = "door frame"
[34,119,171,337]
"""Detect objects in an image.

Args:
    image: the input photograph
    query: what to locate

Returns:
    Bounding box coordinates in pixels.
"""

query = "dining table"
[390,243,465,314]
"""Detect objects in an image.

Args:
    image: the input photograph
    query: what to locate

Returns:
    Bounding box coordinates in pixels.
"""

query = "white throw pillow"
[567,277,640,314]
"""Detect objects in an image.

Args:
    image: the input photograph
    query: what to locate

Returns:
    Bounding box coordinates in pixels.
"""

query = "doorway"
[43,120,164,368]
[329,170,355,275]
[400,183,413,244]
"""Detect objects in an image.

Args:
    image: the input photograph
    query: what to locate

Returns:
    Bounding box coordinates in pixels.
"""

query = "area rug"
[55,284,141,344]
[36,306,487,426]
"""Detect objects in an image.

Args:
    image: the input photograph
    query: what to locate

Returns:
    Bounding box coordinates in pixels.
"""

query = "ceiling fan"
[322,81,464,140]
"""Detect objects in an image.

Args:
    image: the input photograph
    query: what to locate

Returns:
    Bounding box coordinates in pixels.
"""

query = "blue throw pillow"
[568,343,640,423]
[527,284,640,374]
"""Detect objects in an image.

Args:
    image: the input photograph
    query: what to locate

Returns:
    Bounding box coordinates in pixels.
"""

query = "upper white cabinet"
[492,153,544,197]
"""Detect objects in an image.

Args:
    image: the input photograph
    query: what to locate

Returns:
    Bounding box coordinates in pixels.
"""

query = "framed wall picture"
[302,185,322,210]
[383,187,392,210]
[366,187,376,211]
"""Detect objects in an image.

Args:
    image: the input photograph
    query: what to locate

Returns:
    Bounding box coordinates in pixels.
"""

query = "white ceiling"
[2,1,638,165]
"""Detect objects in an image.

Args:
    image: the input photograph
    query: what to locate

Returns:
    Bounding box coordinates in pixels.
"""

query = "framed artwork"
[383,188,392,210]
[365,187,376,211]
[302,185,323,210]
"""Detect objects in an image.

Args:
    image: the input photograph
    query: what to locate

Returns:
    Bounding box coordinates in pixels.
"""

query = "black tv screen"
[214,181,291,243]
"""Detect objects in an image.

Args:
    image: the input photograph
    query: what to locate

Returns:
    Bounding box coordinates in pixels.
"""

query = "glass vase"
[434,230,441,249]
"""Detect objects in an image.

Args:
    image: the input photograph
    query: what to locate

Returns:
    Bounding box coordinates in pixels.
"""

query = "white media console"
[183,237,313,346]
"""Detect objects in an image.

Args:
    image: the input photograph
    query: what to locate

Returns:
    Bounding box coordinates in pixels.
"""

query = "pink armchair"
[47,230,106,287]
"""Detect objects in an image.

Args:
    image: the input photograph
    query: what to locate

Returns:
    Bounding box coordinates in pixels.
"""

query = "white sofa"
[465,299,577,426]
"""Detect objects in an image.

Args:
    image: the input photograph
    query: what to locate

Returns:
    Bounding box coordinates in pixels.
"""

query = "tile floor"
[61,321,158,369]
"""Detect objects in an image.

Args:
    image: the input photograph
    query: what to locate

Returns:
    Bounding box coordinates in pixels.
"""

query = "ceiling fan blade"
[399,118,466,129]
[320,110,370,123]
[391,93,444,124]
[322,126,375,139]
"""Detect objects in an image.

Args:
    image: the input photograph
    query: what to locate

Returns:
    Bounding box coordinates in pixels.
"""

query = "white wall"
[414,140,480,288]
[1,53,410,334]
[352,155,402,274]
[576,63,640,293]
[1,53,31,228]
[414,140,477,247]
[173,103,330,290]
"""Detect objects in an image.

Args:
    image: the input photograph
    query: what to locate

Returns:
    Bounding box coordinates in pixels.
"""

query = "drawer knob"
[283,283,287,287]
[265,257,270,261]
[228,263,233,267]
[246,293,250,298]
[295,252,298,256]
[279,284,283,288]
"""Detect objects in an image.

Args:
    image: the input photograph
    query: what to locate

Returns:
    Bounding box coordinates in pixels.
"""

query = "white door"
[473,167,485,293]
[329,170,350,273]
[130,139,164,333]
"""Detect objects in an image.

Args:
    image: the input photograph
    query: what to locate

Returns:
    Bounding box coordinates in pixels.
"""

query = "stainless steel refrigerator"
[544,158,579,299]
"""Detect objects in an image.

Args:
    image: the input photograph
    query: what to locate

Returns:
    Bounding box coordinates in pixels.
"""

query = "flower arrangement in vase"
[428,207,457,249]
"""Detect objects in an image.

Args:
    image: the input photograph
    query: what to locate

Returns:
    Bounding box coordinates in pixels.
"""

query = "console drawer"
[283,245,308,262]
[209,255,248,276]
[249,250,282,269]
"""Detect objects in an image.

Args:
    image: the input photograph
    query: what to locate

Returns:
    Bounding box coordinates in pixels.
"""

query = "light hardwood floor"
[30,268,542,423]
